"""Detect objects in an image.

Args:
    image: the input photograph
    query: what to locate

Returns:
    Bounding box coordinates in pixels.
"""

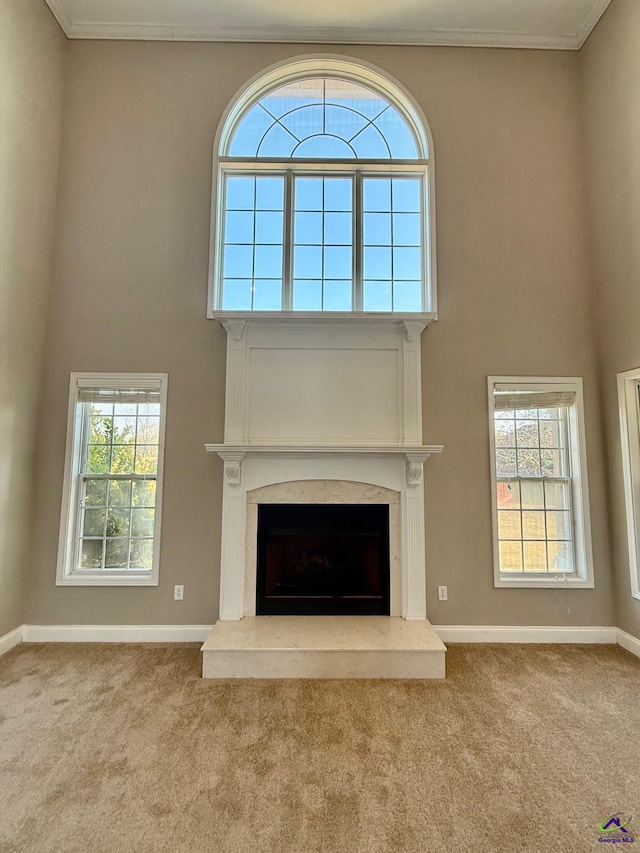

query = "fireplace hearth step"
[201,616,446,679]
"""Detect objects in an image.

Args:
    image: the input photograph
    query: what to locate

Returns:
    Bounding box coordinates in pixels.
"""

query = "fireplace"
[256,504,390,616]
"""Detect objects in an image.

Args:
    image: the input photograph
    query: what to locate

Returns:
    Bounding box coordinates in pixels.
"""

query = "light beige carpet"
[0,642,638,853]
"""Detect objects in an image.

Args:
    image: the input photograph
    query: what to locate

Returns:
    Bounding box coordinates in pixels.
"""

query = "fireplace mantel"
[206,444,443,488]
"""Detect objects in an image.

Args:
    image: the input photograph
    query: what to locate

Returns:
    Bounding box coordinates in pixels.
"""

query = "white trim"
[617,628,640,659]
[577,0,613,48]
[488,376,595,589]
[43,0,72,36]
[434,625,617,644]
[8,623,639,654]
[22,624,213,643]
[44,16,581,51]
[56,372,168,587]
[0,625,24,657]
[617,367,640,601]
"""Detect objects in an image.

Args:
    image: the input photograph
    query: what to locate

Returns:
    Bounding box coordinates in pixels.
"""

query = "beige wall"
[581,0,640,637]
[26,40,615,627]
[0,0,66,635]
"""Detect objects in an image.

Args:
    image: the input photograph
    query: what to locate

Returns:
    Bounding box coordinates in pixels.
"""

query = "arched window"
[209,58,435,316]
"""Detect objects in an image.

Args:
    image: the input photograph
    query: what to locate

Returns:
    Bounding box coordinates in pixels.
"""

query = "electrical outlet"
[438,585,448,601]
[174,585,184,601]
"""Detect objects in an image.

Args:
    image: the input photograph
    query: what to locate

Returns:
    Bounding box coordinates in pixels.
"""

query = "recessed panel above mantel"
[46,0,611,51]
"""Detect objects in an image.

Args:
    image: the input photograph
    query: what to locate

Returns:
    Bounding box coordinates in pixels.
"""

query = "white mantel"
[206,314,443,625]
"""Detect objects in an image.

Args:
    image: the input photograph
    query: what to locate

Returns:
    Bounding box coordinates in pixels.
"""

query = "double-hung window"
[210,61,435,316]
[488,377,594,588]
[617,367,640,600]
[56,373,168,586]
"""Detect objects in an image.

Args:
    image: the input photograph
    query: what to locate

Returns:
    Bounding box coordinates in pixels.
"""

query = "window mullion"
[354,172,363,311]
[283,169,294,310]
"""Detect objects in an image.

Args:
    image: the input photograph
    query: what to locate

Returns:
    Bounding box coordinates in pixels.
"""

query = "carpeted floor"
[0,643,638,853]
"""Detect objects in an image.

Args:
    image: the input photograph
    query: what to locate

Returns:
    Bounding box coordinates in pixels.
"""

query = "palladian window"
[210,60,435,316]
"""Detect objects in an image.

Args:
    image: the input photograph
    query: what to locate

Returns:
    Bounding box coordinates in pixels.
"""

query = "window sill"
[495,575,594,589]
[56,572,158,587]
[209,310,437,326]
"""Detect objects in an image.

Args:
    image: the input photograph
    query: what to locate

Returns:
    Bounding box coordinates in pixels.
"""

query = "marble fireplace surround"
[245,480,401,617]
[204,446,444,621]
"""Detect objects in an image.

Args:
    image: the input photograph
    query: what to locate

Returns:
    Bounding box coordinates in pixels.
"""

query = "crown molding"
[43,16,579,50]
[578,0,613,48]
[44,0,72,36]
[44,1,612,50]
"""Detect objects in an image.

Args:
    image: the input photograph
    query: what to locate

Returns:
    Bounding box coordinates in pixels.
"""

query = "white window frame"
[488,376,594,589]
[56,373,168,587]
[207,55,437,320]
[617,367,640,600]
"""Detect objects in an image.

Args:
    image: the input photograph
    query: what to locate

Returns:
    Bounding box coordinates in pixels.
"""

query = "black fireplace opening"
[256,504,390,616]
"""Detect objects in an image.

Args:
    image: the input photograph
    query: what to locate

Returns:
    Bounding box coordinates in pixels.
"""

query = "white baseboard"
[0,624,24,657]
[22,624,214,643]
[433,625,618,644]
[617,628,640,659]
[6,624,638,656]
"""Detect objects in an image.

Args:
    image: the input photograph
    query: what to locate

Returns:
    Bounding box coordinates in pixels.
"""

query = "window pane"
[393,281,422,312]
[83,509,105,537]
[364,247,392,280]
[497,481,520,509]
[89,416,111,444]
[293,280,322,311]
[134,446,158,475]
[225,211,254,244]
[256,177,284,210]
[374,108,418,158]
[224,245,253,278]
[498,511,521,540]
[363,280,392,312]
[546,511,571,541]
[520,481,544,509]
[252,280,282,311]
[393,213,421,246]
[255,212,283,244]
[108,479,132,507]
[392,179,421,212]
[351,124,390,158]
[130,539,154,569]
[111,445,134,474]
[324,246,351,279]
[87,445,111,474]
[254,245,282,278]
[393,247,421,280]
[523,541,547,572]
[107,508,130,538]
[495,449,516,477]
[80,539,103,569]
[295,178,323,211]
[499,541,523,572]
[324,178,352,211]
[105,538,129,569]
[133,480,156,507]
[363,179,391,211]
[323,280,352,311]
[294,246,322,278]
[544,481,569,510]
[222,279,252,311]
[548,541,572,573]
[364,213,391,246]
[131,508,155,538]
[522,511,545,540]
[258,123,297,157]
[85,479,107,507]
[226,177,254,210]
[324,213,351,245]
[517,450,541,477]
[295,212,323,245]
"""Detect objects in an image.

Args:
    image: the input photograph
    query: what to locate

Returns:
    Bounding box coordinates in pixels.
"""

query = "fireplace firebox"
[256,504,390,616]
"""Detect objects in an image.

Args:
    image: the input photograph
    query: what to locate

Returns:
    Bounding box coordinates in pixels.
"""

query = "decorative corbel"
[405,452,431,487]
[220,319,248,342]
[218,452,246,486]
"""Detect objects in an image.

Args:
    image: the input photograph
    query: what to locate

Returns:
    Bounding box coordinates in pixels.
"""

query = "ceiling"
[45,0,612,50]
